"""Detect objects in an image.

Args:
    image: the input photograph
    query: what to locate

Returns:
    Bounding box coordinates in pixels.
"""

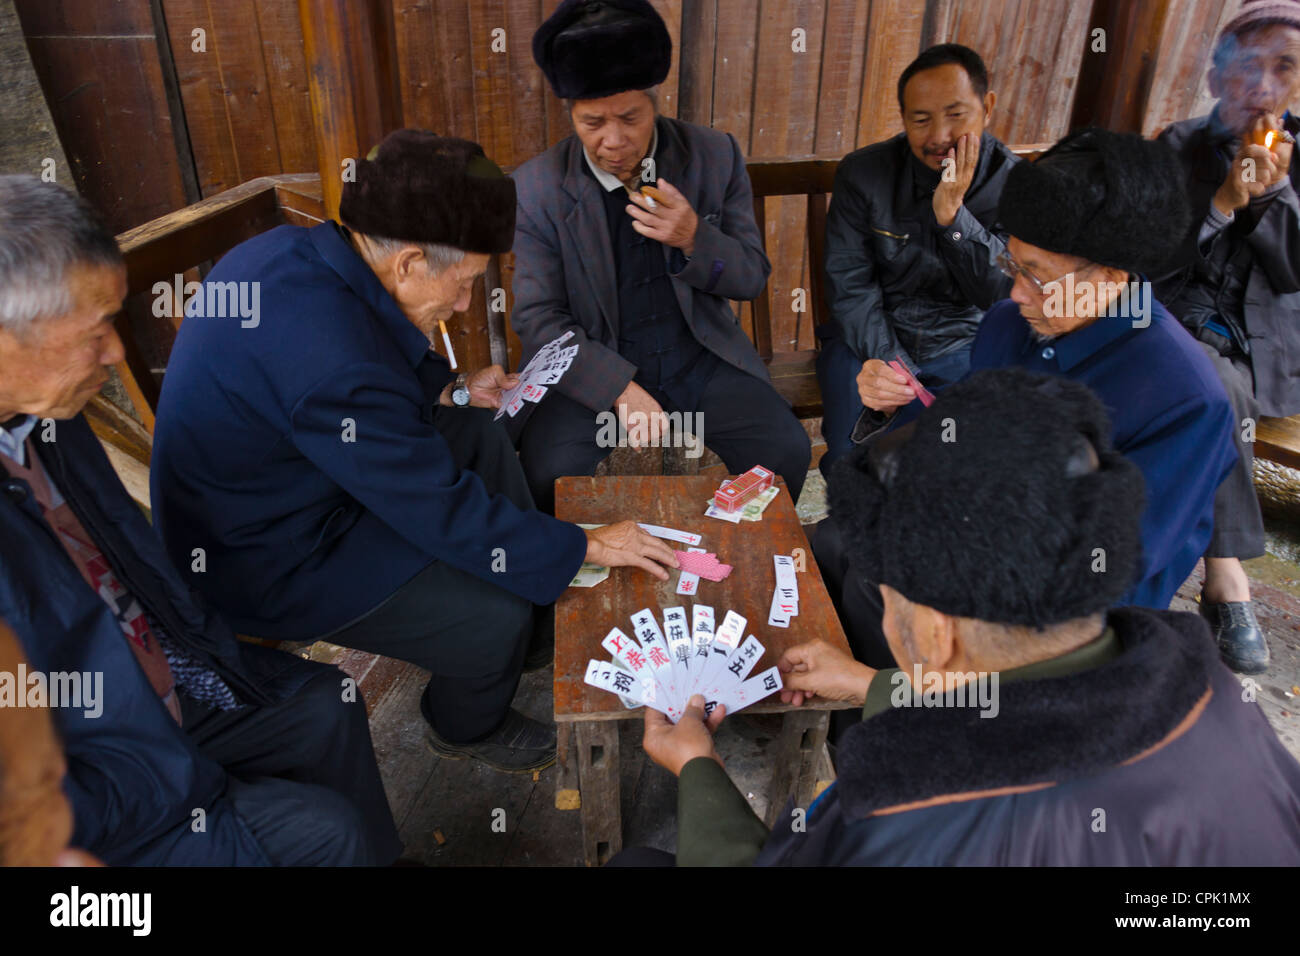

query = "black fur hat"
[828,368,1147,628]
[997,128,1191,275]
[533,0,672,100]
[339,130,516,254]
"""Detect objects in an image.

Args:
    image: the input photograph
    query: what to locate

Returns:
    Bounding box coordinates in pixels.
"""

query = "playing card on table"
[639,524,703,546]
[676,546,705,596]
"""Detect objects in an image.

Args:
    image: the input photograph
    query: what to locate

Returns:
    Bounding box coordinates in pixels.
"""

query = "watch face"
[452,388,471,407]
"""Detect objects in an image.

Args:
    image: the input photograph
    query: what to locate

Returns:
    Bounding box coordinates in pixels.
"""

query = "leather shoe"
[1199,599,1270,674]
[423,702,557,774]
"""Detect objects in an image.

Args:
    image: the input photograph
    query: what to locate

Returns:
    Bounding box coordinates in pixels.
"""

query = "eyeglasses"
[996,251,1094,296]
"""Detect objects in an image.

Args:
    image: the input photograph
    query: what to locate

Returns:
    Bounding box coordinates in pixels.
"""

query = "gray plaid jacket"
[510,116,773,412]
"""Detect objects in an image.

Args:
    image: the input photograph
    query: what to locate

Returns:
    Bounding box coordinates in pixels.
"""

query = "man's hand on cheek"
[642,694,725,776]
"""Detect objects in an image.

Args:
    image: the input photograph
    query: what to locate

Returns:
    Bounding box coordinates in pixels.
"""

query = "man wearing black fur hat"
[152,131,679,775]
[820,128,1238,671]
[631,369,1300,866]
[631,369,1300,868]
[1151,0,1300,675]
[512,0,811,513]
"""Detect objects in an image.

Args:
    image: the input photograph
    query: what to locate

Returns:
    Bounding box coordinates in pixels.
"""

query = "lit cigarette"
[439,319,457,370]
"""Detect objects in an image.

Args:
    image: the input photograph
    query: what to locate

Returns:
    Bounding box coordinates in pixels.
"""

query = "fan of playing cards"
[584,605,783,722]
[494,330,580,421]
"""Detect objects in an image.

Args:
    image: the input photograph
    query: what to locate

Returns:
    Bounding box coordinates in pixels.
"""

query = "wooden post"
[297,0,401,221]
[1070,0,1174,134]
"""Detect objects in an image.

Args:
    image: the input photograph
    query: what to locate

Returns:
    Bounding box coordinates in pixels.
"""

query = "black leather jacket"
[824,131,1019,366]
[1153,110,1300,417]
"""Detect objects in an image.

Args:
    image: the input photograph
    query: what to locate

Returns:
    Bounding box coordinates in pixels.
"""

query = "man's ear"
[1208,66,1223,99]
[982,90,996,126]
[914,603,959,671]
[393,246,426,283]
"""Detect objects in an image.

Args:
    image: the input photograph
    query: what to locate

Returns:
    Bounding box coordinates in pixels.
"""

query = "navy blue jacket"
[150,222,588,640]
[854,297,1237,609]
[0,415,309,865]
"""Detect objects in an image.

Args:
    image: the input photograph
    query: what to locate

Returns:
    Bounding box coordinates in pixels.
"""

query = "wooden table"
[553,475,854,866]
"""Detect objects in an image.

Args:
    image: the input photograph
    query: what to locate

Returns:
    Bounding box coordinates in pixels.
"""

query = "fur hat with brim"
[997,128,1190,275]
[828,368,1146,628]
[533,0,672,100]
[339,129,515,254]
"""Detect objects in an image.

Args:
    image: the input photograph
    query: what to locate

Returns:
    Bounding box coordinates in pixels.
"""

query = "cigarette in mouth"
[439,319,457,370]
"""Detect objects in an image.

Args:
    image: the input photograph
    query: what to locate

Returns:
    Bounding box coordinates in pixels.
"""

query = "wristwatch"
[451,373,471,407]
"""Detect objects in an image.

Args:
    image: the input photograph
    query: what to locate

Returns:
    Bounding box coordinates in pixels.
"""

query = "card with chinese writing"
[584,604,784,722]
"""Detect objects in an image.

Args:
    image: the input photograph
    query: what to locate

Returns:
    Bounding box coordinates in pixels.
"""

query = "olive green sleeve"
[676,757,771,867]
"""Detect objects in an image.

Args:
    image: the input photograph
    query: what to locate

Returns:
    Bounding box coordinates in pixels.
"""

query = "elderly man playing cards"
[151,130,677,775]
[630,370,1300,867]
[510,0,811,514]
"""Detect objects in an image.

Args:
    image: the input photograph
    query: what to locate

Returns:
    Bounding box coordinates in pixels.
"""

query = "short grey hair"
[0,175,122,333]
[353,233,466,274]
[564,85,660,115]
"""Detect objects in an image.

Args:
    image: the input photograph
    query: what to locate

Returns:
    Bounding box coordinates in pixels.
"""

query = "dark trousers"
[815,332,970,479]
[518,361,812,514]
[811,513,894,670]
[182,644,404,865]
[1198,342,1266,560]
[325,406,539,744]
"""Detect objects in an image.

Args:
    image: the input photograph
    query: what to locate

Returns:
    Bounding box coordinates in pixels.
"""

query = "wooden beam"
[1071,0,1174,134]
[297,0,400,221]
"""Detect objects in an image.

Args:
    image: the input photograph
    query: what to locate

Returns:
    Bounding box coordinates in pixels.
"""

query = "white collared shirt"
[582,125,660,193]
[0,415,37,467]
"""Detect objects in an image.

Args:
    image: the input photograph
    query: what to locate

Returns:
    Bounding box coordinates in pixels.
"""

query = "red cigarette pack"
[713,465,775,513]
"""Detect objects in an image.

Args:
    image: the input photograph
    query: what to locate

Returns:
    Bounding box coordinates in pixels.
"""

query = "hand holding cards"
[584,604,783,721]
[495,331,580,420]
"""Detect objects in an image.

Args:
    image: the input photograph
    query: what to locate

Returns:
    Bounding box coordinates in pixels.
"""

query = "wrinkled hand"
[643,694,726,776]
[933,133,979,227]
[626,178,700,256]
[465,364,520,409]
[857,358,916,413]
[1216,114,1292,214]
[615,380,669,448]
[583,520,679,580]
[778,639,877,707]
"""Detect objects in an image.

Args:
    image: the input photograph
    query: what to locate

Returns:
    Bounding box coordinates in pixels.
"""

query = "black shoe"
[1199,599,1270,674]
[424,706,557,774]
[523,630,554,672]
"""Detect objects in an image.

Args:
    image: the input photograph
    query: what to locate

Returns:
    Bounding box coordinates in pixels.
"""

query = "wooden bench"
[92,154,1300,476]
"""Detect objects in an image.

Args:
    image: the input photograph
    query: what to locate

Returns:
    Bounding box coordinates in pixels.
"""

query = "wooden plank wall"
[15,0,1240,372]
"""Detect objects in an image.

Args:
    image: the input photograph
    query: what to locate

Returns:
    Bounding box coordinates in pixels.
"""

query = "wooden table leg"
[575,720,621,866]
[555,722,580,811]
[764,709,831,828]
